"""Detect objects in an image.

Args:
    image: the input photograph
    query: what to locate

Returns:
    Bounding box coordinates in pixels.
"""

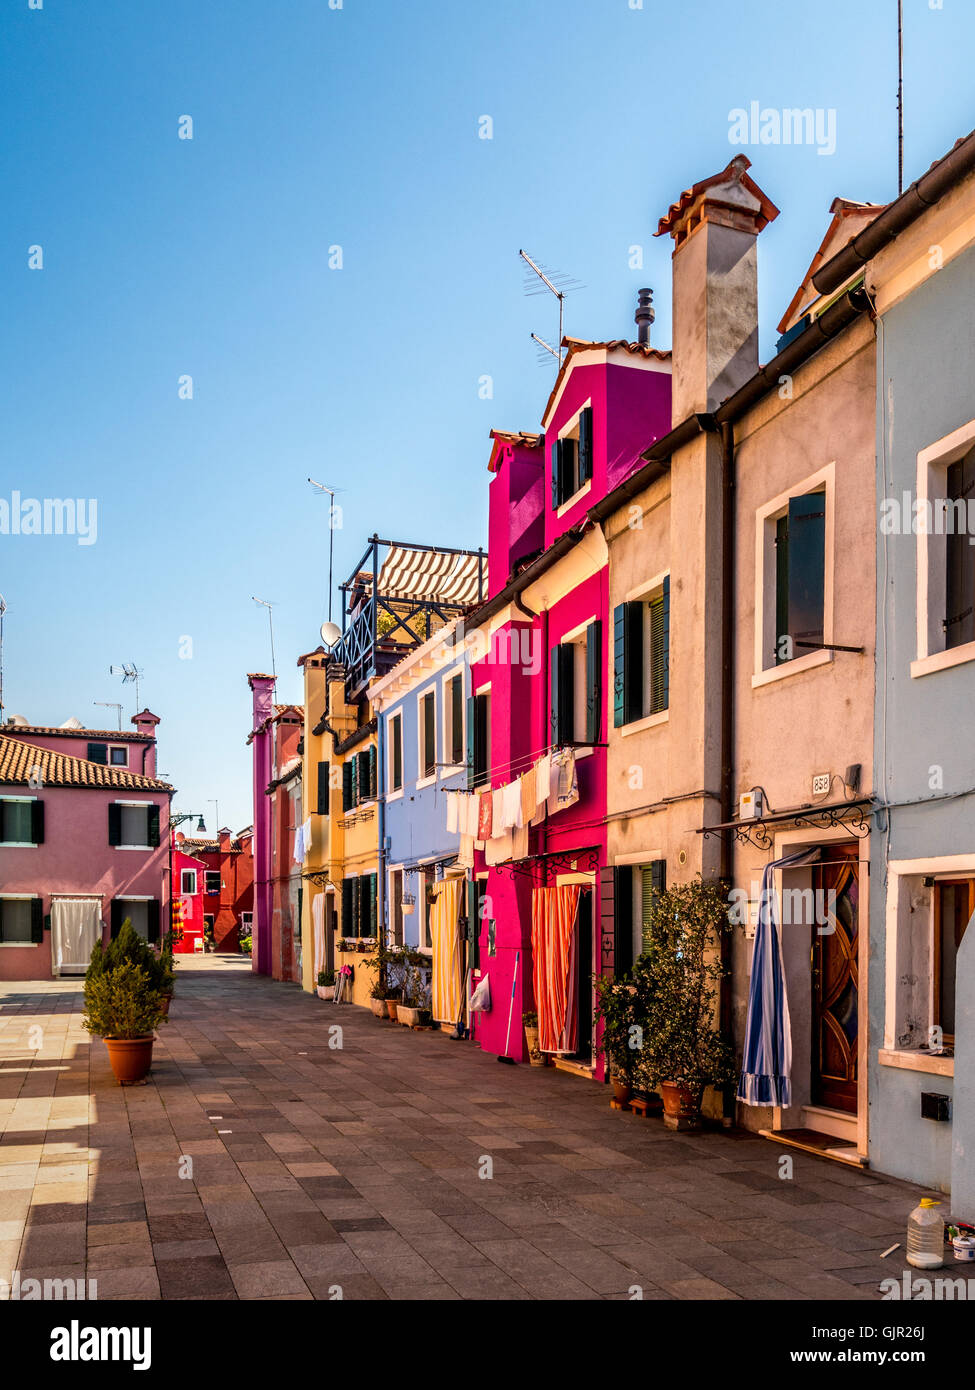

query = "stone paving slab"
[0,956,940,1301]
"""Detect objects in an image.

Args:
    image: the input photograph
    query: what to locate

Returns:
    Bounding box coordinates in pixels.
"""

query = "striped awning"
[377,546,485,606]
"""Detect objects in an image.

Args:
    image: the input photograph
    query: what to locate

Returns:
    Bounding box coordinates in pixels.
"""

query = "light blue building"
[814,130,975,1199]
[369,619,471,953]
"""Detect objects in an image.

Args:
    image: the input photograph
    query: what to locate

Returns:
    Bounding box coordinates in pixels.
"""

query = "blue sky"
[2,0,973,828]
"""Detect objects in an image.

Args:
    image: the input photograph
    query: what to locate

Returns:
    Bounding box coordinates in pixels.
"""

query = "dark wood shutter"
[613,866,634,977]
[341,878,353,937]
[550,644,574,745]
[598,864,616,978]
[551,439,560,509]
[342,761,353,811]
[147,900,161,944]
[467,880,481,972]
[87,742,107,764]
[317,761,330,815]
[578,406,593,484]
[423,695,435,778]
[777,492,825,661]
[368,873,378,936]
[450,675,464,764]
[147,805,161,848]
[585,620,602,744]
[613,603,644,727]
[30,800,44,846]
[641,860,666,953]
[648,578,670,715]
[946,448,975,649]
[392,715,403,791]
[30,897,44,944]
[110,900,124,938]
[108,803,122,846]
[468,694,488,789]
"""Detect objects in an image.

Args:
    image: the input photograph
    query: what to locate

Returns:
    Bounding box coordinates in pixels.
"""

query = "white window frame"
[0,794,39,848]
[913,417,975,678]
[108,745,129,767]
[416,687,437,790]
[440,668,466,775]
[205,870,221,896]
[555,399,594,517]
[387,710,404,802]
[114,799,154,851]
[753,462,835,686]
[180,869,198,895]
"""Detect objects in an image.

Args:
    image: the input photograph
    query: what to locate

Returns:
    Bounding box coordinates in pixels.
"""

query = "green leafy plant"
[395,947,428,1010]
[592,975,641,1085]
[83,960,166,1039]
[88,920,170,993]
[627,878,738,1094]
[239,934,252,955]
[522,1010,538,1029]
[317,969,335,988]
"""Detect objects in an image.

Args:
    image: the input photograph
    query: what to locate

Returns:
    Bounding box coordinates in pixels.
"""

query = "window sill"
[911,639,975,679]
[115,845,154,851]
[416,775,437,791]
[438,763,465,780]
[556,480,592,518]
[878,1047,954,1078]
[386,788,404,804]
[0,842,38,849]
[752,648,833,688]
[0,941,37,948]
[620,710,669,738]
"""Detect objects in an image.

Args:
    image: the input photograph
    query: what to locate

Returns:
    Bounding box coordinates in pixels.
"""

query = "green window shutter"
[147,900,161,944]
[31,800,44,846]
[551,644,575,744]
[550,645,561,743]
[585,620,602,744]
[423,695,436,778]
[30,897,44,944]
[87,742,107,764]
[393,716,403,791]
[351,755,359,807]
[369,873,378,936]
[317,761,330,815]
[578,406,593,484]
[614,866,633,976]
[341,878,353,937]
[369,745,377,799]
[466,880,481,972]
[108,803,122,846]
[342,761,353,811]
[110,900,124,938]
[551,439,561,509]
[648,578,670,715]
[614,603,643,728]
[450,675,464,764]
[466,697,476,789]
[641,859,666,953]
[147,805,161,848]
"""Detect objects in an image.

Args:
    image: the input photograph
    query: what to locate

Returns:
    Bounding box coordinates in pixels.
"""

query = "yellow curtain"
[531,885,581,1052]
[430,879,463,1024]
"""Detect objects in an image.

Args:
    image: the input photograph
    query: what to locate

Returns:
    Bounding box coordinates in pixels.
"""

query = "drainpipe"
[719,417,737,1124]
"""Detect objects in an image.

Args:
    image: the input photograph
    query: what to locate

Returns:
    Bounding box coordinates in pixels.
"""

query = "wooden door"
[811,845,859,1113]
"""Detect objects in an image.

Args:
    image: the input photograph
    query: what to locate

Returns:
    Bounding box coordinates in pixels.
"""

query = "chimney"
[218,827,232,853]
[635,288,654,346]
[131,708,160,777]
[656,154,779,421]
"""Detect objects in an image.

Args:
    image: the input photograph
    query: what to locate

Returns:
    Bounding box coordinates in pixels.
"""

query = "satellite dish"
[8,714,29,727]
[320,621,341,649]
[59,716,84,729]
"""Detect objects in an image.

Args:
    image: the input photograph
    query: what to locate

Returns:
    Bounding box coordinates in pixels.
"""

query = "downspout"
[719,417,737,1125]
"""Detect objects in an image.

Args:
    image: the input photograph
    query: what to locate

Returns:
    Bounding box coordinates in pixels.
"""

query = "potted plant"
[316,969,335,1001]
[83,958,166,1085]
[522,1010,545,1067]
[203,921,216,953]
[592,974,640,1107]
[630,878,738,1130]
[396,948,430,1027]
[238,932,252,956]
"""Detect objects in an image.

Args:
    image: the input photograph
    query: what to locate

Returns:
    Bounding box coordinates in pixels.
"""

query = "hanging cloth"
[531,884,581,1052]
[499,778,523,831]
[430,879,463,1025]
[446,791,460,835]
[51,898,101,975]
[312,892,325,978]
[463,792,481,838]
[477,791,493,841]
[536,752,552,804]
[520,766,537,828]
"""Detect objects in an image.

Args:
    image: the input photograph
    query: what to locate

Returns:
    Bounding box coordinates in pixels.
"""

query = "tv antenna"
[519,249,584,372]
[94,701,123,731]
[0,594,6,724]
[110,663,143,711]
[308,479,345,628]
[896,0,904,196]
[252,596,277,678]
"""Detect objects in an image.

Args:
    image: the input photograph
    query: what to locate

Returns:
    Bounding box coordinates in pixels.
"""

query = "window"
[108,803,160,849]
[419,691,436,780]
[205,870,221,895]
[443,673,464,768]
[467,878,487,972]
[609,860,665,977]
[180,869,198,895]
[389,713,403,793]
[316,760,330,815]
[0,798,43,846]
[551,405,593,509]
[613,580,669,726]
[110,899,160,943]
[418,870,432,949]
[341,747,377,810]
[0,897,42,944]
[87,742,107,764]
[467,691,490,789]
[552,620,602,745]
[203,914,215,935]
[390,868,404,946]
[340,873,377,938]
[109,746,128,767]
[944,449,975,650]
[934,879,975,1042]
[241,911,253,932]
[774,491,826,663]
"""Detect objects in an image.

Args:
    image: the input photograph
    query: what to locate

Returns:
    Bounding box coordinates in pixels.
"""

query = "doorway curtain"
[51,898,102,976]
[430,879,463,1025]
[531,885,581,1053]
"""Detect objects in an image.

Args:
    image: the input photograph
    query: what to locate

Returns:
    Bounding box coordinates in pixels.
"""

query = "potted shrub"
[630,878,738,1130]
[522,1010,545,1067]
[396,949,430,1027]
[316,969,335,1001]
[238,932,252,956]
[83,958,166,1085]
[592,974,641,1108]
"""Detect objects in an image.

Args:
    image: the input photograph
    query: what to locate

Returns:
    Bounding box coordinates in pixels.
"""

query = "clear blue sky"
[2,0,972,828]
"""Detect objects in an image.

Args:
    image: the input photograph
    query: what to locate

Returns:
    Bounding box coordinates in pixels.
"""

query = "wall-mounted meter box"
[739,790,763,821]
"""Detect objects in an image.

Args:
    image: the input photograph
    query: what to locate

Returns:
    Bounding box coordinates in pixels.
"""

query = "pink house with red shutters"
[463,317,671,1077]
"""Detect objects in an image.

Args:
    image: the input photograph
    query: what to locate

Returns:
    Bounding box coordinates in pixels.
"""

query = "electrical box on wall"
[739,790,763,820]
[920,1092,951,1123]
[812,772,831,796]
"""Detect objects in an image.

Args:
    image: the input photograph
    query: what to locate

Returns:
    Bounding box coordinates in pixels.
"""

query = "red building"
[175,826,254,953]
[264,706,303,983]
[171,846,206,955]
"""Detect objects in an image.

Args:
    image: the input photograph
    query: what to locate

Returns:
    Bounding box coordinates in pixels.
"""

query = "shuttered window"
[945,449,975,650]
[341,877,354,938]
[550,406,593,508]
[640,860,666,954]
[467,693,489,789]
[448,674,464,765]
[316,761,330,815]
[87,742,107,764]
[0,799,41,845]
[647,579,669,716]
[550,643,575,745]
[578,406,593,485]
[585,620,602,744]
[342,761,353,812]
[420,692,436,778]
[390,714,403,792]
[613,602,644,726]
[775,491,826,664]
[0,898,40,944]
[613,866,634,978]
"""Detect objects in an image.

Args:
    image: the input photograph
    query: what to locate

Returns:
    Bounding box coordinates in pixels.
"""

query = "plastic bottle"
[906,1198,945,1269]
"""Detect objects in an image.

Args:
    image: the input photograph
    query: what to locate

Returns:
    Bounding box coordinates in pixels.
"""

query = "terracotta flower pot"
[159,994,173,1017]
[659,1081,703,1131]
[612,1076,633,1109]
[385,998,399,1020]
[104,1036,155,1086]
[524,1025,545,1066]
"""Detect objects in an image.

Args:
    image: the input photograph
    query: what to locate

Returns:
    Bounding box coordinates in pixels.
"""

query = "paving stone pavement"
[0,956,938,1301]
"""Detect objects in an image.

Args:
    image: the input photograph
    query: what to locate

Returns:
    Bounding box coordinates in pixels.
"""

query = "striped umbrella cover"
[738,848,819,1107]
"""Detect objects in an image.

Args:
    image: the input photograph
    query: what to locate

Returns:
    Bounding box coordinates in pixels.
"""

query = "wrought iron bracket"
[491,845,601,881]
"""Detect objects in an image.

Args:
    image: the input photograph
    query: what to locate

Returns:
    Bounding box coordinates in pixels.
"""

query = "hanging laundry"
[511,824,529,862]
[463,791,481,839]
[520,766,537,827]
[548,748,579,815]
[499,777,523,831]
[492,787,505,833]
[456,835,474,870]
[477,790,493,841]
[536,751,552,804]
[485,830,513,866]
[446,791,460,835]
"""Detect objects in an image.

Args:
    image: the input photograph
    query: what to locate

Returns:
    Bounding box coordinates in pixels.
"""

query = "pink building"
[466,324,671,1076]
[171,846,207,955]
[0,713,172,979]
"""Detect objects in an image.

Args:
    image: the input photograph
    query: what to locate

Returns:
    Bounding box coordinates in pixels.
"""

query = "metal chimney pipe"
[635,288,654,347]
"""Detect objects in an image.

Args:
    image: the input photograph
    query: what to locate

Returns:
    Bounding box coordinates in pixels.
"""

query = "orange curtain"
[531,885,581,1053]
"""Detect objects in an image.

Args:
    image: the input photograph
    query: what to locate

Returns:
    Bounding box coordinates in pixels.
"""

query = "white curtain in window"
[51,898,102,975]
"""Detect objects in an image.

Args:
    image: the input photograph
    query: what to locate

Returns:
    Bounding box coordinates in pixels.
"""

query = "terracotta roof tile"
[0,735,172,792]
[2,723,150,742]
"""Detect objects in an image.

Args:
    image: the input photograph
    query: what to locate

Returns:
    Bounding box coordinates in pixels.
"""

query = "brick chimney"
[130,708,161,777]
[656,154,778,421]
[218,827,232,853]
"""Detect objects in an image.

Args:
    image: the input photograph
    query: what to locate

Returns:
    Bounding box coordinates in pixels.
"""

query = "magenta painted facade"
[247,673,275,976]
[171,847,206,955]
[471,345,671,1075]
